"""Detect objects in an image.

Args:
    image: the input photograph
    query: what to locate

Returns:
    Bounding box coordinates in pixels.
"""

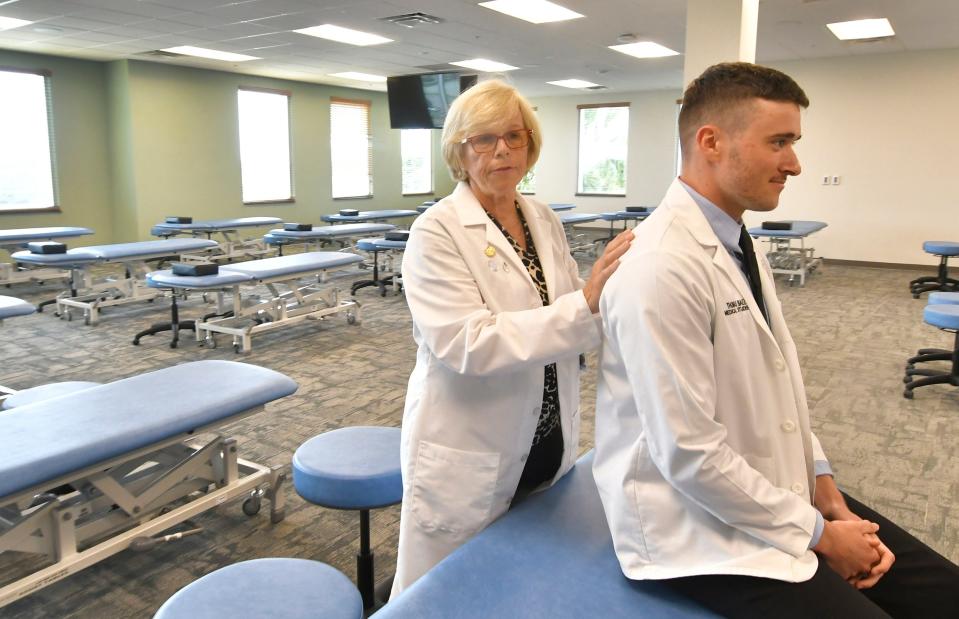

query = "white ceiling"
[0,0,957,96]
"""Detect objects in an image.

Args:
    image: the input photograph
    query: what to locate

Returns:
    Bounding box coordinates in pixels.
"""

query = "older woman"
[391,80,632,595]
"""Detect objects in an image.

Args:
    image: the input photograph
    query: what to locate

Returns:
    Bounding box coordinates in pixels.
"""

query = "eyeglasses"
[460,129,533,154]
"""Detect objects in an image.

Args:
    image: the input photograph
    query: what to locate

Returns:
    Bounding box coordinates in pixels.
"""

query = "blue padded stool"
[153,558,363,619]
[0,295,35,323]
[351,236,407,297]
[904,304,959,398]
[292,426,402,609]
[905,292,959,369]
[910,241,959,298]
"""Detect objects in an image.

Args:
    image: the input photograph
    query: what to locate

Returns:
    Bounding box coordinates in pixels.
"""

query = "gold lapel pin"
[484,245,496,258]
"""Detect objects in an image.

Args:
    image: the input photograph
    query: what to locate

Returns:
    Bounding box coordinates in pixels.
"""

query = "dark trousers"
[661,494,959,618]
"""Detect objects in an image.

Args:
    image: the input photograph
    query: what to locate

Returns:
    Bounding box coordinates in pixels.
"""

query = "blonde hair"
[441,80,542,182]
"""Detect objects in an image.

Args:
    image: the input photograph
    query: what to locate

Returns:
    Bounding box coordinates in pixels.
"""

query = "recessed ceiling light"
[293,24,393,46]
[449,58,518,72]
[826,18,894,41]
[478,0,583,24]
[0,16,32,31]
[608,41,680,59]
[330,71,387,82]
[547,79,600,89]
[32,25,63,34]
[161,46,259,62]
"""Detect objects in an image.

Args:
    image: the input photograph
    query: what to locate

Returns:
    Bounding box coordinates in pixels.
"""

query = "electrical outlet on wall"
[822,175,830,185]
[831,175,841,185]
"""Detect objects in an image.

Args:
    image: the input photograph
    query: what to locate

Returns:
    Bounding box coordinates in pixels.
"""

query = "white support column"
[683,0,760,87]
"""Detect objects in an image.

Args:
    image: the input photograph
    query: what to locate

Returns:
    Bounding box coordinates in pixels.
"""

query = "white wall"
[529,48,959,266]
[528,89,679,212]
[767,49,959,265]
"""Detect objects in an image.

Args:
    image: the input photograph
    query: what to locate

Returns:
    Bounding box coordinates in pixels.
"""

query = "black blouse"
[486,202,564,503]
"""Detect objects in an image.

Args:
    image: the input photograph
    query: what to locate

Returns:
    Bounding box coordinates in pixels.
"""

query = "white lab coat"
[392,182,601,595]
[593,179,827,583]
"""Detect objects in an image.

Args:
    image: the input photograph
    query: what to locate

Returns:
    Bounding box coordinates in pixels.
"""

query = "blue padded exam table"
[548,203,576,212]
[150,217,283,238]
[321,210,418,224]
[12,238,218,325]
[0,226,94,285]
[145,252,364,352]
[0,360,297,608]
[559,213,602,256]
[264,223,396,254]
[747,220,827,286]
[378,452,717,619]
[150,216,282,262]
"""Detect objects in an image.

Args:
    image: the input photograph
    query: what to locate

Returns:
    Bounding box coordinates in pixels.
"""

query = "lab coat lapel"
[517,193,556,303]
[668,181,777,343]
[452,182,536,296]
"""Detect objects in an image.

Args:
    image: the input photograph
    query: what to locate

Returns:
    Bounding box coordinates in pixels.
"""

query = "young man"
[593,62,959,617]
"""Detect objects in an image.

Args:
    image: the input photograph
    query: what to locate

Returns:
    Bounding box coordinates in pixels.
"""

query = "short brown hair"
[441,79,542,182]
[678,62,809,160]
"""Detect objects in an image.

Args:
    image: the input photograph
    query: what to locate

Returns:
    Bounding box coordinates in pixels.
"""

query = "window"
[400,129,432,195]
[238,88,292,203]
[517,167,536,194]
[517,105,538,194]
[0,68,56,211]
[576,103,629,196]
[331,98,372,198]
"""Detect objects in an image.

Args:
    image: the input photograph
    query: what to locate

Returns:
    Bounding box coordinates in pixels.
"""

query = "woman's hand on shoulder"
[582,229,634,313]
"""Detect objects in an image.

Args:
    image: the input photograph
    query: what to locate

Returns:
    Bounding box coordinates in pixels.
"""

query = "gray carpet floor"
[1,254,957,618]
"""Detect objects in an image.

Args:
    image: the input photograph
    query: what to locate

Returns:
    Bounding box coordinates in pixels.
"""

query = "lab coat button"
[791,483,804,494]
[774,359,785,371]
[520,453,528,462]
[781,420,796,433]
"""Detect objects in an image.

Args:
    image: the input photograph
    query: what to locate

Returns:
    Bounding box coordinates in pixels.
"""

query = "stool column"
[357,509,374,608]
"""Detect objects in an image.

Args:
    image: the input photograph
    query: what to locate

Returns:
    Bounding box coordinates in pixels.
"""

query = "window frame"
[330,97,373,200]
[574,101,629,197]
[400,128,433,196]
[237,85,294,205]
[0,66,59,214]
[517,167,536,195]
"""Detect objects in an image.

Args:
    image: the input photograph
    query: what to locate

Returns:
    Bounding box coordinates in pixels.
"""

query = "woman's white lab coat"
[593,179,827,583]
[391,182,601,594]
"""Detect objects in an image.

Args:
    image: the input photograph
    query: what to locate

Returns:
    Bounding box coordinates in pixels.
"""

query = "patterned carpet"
[0,252,956,618]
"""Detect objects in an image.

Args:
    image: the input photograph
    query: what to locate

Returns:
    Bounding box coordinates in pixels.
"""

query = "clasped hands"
[814,486,895,589]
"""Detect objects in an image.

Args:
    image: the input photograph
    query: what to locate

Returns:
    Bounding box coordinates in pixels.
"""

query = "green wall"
[0,50,114,245]
[0,50,455,242]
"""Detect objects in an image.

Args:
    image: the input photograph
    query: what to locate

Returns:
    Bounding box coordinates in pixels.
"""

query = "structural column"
[683,0,760,87]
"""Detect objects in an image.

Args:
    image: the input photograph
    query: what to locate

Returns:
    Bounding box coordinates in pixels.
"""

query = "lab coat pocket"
[409,441,501,540]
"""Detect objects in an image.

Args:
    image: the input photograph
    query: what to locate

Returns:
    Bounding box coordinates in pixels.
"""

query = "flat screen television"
[387,73,478,129]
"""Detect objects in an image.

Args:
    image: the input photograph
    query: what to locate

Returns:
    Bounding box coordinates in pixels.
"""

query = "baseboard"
[823,258,929,271]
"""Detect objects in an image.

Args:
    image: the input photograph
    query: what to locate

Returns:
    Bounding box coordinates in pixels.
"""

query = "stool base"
[904,331,959,398]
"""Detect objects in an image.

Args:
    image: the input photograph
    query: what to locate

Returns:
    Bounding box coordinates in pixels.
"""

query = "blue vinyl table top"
[321,210,418,223]
[747,221,828,238]
[266,223,396,239]
[0,227,93,246]
[152,217,283,232]
[0,360,297,499]
[379,452,717,619]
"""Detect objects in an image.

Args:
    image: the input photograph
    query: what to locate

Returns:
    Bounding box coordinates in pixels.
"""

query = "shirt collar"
[678,178,743,259]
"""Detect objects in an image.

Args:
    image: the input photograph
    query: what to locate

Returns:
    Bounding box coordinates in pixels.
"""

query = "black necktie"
[738,225,768,325]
